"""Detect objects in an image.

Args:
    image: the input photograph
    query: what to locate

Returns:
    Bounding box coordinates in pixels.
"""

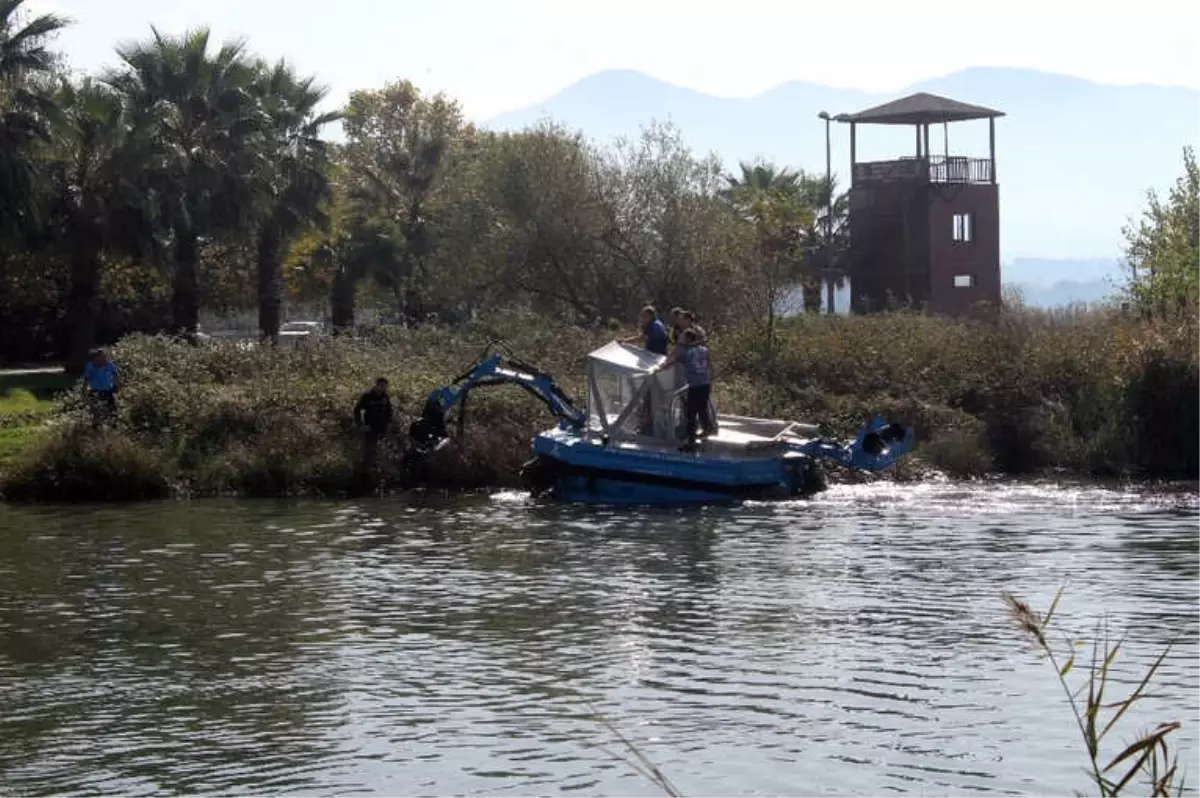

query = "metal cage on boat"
[584,341,709,445]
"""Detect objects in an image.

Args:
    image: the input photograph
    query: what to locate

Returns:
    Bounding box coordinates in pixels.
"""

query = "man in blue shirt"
[622,305,669,356]
[83,348,120,421]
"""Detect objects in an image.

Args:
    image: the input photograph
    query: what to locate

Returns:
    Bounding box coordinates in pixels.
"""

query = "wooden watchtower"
[834,93,1004,315]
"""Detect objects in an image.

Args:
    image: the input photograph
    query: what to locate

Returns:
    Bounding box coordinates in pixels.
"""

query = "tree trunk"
[172,229,200,340]
[64,222,103,373]
[331,266,357,333]
[824,278,836,315]
[257,224,283,343]
[801,278,822,313]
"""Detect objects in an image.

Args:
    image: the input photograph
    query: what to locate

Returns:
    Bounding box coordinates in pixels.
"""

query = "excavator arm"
[407,346,585,452]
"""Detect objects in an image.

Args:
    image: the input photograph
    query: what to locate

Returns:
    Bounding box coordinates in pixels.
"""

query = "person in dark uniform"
[354,377,393,468]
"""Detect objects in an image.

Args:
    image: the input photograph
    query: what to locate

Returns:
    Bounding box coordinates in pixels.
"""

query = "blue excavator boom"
[407,347,585,452]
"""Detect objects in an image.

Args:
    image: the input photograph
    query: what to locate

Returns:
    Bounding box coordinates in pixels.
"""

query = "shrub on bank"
[1,423,171,502]
[0,307,1195,502]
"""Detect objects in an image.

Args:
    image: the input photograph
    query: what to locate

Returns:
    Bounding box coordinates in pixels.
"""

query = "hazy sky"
[27,0,1200,120]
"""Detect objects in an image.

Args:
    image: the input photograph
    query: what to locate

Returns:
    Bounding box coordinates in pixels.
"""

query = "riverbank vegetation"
[1,303,1195,501]
[0,1,1196,500]
[0,371,71,473]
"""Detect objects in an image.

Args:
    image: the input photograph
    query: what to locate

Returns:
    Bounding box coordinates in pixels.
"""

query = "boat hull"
[524,429,826,505]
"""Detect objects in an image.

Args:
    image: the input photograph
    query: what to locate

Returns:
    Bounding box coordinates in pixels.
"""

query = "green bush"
[1,424,171,502]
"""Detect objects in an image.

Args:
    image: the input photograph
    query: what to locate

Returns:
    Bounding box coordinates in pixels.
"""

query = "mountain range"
[486,67,1197,306]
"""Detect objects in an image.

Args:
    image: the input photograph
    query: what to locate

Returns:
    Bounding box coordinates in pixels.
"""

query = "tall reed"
[1003,589,1185,797]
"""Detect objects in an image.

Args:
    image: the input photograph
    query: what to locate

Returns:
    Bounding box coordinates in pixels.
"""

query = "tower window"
[952,213,973,243]
[954,274,975,288]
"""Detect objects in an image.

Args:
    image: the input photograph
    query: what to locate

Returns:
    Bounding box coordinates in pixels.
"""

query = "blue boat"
[409,341,915,505]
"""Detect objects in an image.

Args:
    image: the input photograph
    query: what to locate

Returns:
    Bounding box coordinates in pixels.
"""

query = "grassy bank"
[0,371,72,474]
[0,306,1196,502]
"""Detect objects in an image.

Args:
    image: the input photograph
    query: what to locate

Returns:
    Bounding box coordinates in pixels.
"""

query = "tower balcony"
[852,155,994,186]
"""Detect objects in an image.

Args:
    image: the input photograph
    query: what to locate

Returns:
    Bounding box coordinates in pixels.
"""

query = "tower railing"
[852,155,993,185]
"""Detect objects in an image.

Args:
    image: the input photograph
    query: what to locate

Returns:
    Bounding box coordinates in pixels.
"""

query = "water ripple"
[0,482,1196,796]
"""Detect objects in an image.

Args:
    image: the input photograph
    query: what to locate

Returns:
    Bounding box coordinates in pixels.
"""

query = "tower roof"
[834,92,1004,125]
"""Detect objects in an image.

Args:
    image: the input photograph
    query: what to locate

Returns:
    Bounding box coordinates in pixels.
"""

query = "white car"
[279,321,325,346]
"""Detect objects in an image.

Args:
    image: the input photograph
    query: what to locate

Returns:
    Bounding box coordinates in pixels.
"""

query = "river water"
[0,481,1196,797]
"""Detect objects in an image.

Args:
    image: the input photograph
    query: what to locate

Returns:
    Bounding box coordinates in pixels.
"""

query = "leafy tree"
[1123,146,1198,318]
[482,122,612,321]
[722,160,814,346]
[600,121,736,323]
[0,248,67,362]
[723,162,850,316]
[252,60,340,341]
[0,0,69,238]
[478,121,746,329]
[104,27,268,339]
[795,172,849,314]
[339,80,465,323]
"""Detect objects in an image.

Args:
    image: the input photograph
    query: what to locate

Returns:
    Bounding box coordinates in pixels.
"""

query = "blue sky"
[28,0,1200,120]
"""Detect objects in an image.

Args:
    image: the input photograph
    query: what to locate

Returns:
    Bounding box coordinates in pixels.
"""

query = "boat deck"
[593,412,822,458]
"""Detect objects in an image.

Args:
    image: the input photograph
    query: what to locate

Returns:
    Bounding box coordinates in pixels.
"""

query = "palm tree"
[722,161,804,199]
[47,78,155,371]
[104,27,268,339]
[252,60,340,342]
[329,217,401,331]
[722,160,813,345]
[724,162,850,314]
[795,173,850,314]
[0,0,69,237]
[341,81,459,321]
[347,134,447,319]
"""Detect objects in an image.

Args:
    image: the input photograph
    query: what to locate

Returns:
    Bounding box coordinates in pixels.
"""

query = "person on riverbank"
[661,329,715,451]
[354,378,394,469]
[82,348,120,424]
[621,305,669,356]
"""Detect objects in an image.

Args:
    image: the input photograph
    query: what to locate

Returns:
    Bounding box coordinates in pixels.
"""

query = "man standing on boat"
[660,329,715,451]
[622,305,669,355]
[679,310,706,344]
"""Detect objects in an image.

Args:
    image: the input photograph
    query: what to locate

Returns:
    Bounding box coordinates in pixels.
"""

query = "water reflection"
[0,482,1196,797]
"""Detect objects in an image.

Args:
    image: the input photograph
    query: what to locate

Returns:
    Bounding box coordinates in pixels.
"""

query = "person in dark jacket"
[354,377,394,468]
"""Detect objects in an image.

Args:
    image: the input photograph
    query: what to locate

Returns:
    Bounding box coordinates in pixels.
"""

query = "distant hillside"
[488,68,1199,266]
[1002,257,1125,308]
[1003,256,1123,286]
